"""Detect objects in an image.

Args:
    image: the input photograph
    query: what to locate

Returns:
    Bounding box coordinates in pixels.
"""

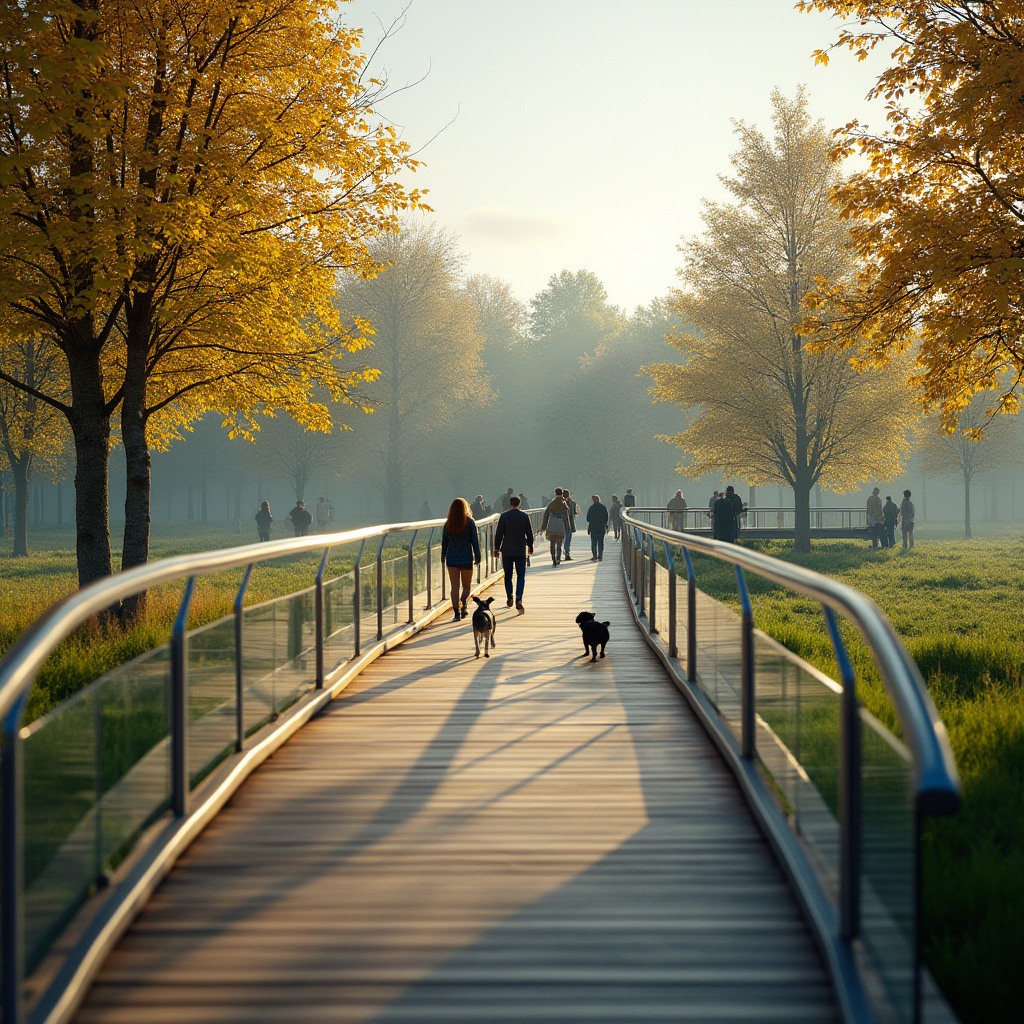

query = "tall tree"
[917,400,1023,539]
[0,0,421,589]
[799,1,1024,426]
[646,90,917,551]
[335,223,491,521]
[0,335,72,556]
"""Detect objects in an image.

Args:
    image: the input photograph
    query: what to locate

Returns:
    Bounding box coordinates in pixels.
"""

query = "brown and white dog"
[472,596,497,658]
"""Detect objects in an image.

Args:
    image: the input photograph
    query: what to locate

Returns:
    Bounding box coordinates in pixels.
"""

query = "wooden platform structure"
[73,548,839,1023]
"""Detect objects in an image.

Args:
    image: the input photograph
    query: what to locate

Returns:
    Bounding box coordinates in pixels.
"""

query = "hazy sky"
[344,0,887,313]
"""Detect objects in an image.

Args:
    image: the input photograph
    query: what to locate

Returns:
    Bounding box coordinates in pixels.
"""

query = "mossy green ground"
[691,525,1023,1024]
[3,521,1022,1020]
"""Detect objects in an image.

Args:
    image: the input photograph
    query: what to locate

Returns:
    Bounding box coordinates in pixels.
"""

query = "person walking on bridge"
[541,489,571,565]
[667,489,687,531]
[586,495,609,560]
[441,498,481,621]
[495,495,533,613]
[609,495,623,539]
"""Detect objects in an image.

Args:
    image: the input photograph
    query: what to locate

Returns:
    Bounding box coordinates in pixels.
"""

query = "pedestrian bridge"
[0,512,960,1024]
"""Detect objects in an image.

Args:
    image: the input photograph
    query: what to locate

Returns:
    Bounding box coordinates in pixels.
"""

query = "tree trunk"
[792,476,812,553]
[385,402,404,522]
[67,346,114,589]
[10,457,30,558]
[963,472,972,539]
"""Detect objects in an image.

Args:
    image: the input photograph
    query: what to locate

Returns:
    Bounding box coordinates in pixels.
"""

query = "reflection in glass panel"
[23,689,98,970]
[187,617,237,785]
[323,571,356,675]
[752,633,841,901]
[860,715,916,1023]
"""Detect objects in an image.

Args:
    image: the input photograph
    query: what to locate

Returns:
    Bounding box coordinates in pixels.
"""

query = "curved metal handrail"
[0,519,449,727]
[621,510,959,813]
[0,512,512,1024]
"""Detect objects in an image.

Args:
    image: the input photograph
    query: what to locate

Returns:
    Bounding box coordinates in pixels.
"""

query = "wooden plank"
[74,547,839,1023]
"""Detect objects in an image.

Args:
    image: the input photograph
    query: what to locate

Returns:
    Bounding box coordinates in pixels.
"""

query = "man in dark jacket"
[586,495,609,561]
[711,492,736,542]
[725,485,744,540]
[288,500,312,537]
[494,495,534,613]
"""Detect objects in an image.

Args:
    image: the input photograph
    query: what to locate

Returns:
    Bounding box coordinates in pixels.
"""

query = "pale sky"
[344,0,886,313]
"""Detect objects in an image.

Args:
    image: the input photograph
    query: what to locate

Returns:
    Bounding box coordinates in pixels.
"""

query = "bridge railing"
[645,506,869,532]
[0,512,529,1024]
[620,509,959,1024]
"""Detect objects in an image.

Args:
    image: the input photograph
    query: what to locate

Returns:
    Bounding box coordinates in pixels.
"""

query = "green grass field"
[3,519,1021,1020]
[0,523,360,722]
[690,525,1024,1024]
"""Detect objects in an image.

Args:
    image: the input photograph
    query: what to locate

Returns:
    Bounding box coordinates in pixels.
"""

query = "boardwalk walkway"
[74,550,839,1023]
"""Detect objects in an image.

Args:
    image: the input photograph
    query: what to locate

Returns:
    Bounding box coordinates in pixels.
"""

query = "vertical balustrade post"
[234,565,254,750]
[407,530,418,624]
[735,567,755,759]
[425,528,434,608]
[2,693,29,1024]
[648,535,657,634]
[171,576,197,817]
[375,536,386,641]
[824,607,862,942]
[681,548,697,683]
[315,550,329,688]
[662,541,677,657]
[353,539,366,657]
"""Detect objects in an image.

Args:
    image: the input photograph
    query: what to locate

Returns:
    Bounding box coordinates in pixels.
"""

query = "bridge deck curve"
[75,551,839,1023]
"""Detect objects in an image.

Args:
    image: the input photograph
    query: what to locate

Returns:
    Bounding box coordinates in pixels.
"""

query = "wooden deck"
[74,547,839,1023]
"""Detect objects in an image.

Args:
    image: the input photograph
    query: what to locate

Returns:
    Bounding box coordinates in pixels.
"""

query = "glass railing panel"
[186,617,237,785]
[653,561,671,645]
[860,713,916,1023]
[323,571,356,675]
[275,589,317,712]
[240,600,279,736]
[359,562,379,642]
[752,632,841,901]
[97,649,171,867]
[22,688,99,971]
[692,590,743,732]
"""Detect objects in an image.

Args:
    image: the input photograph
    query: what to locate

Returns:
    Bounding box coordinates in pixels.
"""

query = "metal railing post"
[824,606,862,942]
[375,536,386,641]
[353,539,366,657]
[233,565,254,751]
[407,530,418,624]
[171,576,197,817]
[736,566,755,760]
[648,535,657,634]
[2,692,29,1024]
[315,550,329,688]
[663,541,677,658]
[681,547,697,682]
[425,528,434,608]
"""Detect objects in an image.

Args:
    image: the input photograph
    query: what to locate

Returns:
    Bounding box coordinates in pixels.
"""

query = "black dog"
[575,611,610,662]
[472,596,496,658]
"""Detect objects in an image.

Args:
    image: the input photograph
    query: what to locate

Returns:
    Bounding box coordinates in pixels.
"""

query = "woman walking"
[541,488,572,565]
[441,497,481,621]
[255,501,273,542]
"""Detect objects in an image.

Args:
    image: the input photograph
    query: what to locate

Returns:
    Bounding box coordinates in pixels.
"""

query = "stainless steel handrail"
[621,510,959,812]
[620,509,960,1024]
[0,513,507,1024]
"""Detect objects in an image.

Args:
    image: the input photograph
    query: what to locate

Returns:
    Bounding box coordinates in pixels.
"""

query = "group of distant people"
[439,486,639,621]
[866,487,916,550]
[253,496,336,542]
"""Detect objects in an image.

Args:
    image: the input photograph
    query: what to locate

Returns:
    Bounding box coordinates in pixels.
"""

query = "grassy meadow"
[0,523,362,722]
[691,525,1024,1024]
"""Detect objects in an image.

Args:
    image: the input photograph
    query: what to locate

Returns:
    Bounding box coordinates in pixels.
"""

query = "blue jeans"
[590,532,605,559]
[563,529,573,555]
[502,554,527,601]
